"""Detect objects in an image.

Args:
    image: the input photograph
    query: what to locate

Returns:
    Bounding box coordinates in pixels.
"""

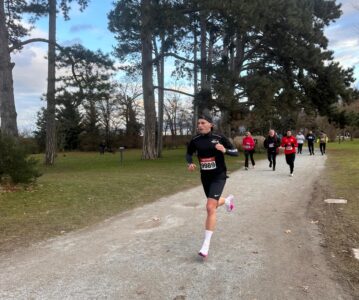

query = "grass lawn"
[320,139,359,295]
[0,148,266,253]
[326,139,359,235]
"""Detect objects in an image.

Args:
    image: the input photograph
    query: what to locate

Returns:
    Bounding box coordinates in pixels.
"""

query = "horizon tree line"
[1,0,358,164]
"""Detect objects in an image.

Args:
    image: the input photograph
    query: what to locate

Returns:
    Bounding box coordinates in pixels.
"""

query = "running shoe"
[225,194,235,212]
[290,173,294,177]
[198,251,208,258]
[269,161,272,168]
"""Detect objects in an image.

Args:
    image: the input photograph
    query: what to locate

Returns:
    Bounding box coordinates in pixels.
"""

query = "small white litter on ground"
[324,199,347,204]
[353,249,359,260]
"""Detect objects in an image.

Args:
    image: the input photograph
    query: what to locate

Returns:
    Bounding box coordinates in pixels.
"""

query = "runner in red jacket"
[281,130,298,176]
[242,132,256,170]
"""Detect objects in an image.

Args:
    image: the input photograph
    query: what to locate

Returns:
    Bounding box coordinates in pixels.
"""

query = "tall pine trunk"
[154,37,164,157]
[0,0,18,136]
[200,11,208,92]
[45,0,57,165]
[192,24,198,135]
[141,0,157,159]
[156,53,164,157]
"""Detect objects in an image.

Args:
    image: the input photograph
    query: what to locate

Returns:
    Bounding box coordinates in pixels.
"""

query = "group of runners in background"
[244,129,329,176]
[186,114,329,259]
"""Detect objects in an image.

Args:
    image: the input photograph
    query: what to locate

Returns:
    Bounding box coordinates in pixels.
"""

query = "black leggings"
[297,144,303,154]
[244,150,255,167]
[320,143,326,154]
[308,143,314,155]
[267,151,277,169]
[285,153,295,174]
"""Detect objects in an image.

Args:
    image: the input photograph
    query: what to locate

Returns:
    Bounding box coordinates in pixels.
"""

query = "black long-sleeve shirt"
[186,132,238,175]
[306,133,316,144]
[264,135,281,153]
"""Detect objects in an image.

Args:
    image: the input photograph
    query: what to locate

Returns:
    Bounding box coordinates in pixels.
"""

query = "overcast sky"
[10,0,359,133]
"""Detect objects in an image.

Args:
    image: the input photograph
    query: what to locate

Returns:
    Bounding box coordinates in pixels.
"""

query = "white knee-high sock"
[225,194,234,206]
[199,230,213,255]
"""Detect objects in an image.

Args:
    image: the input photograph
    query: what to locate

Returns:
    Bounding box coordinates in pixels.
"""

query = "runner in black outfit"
[306,130,316,155]
[263,129,280,171]
[186,114,238,258]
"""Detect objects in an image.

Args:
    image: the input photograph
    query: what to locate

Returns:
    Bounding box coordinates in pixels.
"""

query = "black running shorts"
[200,172,227,200]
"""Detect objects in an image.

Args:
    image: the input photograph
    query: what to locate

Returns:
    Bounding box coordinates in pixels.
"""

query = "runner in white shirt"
[295,132,305,154]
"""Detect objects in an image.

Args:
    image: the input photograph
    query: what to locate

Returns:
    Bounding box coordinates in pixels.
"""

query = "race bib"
[269,143,274,148]
[200,157,217,170]
[244,144,251,149]
[286,145,293,151]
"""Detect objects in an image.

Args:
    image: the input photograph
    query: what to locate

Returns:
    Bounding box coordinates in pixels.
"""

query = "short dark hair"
[198,114,213,123]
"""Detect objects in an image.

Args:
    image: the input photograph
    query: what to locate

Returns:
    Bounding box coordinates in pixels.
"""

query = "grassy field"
[0,148,267,253]
[317,139,359,295]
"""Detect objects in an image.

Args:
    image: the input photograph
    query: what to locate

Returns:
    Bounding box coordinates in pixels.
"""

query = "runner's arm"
[185,139,196,164]
[292,138,298,147]
[221,136,239,156]
[263,138,268,149]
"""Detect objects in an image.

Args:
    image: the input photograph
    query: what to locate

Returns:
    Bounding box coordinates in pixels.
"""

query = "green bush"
[0,134,41,184]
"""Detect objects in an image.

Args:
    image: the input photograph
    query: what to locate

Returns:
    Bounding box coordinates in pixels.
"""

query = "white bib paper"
[200,157,217,170]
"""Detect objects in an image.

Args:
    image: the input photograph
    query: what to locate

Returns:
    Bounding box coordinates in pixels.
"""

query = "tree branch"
[10,38,84,96]
[9,38,62,52]
[164,53,195,64]
[153,52,196,65]
[154,86,195,97]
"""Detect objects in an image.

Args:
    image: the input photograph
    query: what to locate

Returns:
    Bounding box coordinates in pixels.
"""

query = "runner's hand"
[215,143,226,153]
[187,163,196,172]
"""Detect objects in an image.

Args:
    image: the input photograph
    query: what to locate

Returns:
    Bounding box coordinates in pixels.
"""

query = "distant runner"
[318,131,328,155]
[242,131,256,170]
[281,130,298,177]
[186,114,238,258]
[264,129,281,171]
[306,130,316,155]
[295,131,305,154]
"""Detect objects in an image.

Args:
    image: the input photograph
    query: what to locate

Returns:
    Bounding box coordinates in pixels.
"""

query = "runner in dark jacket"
[306,131,316,155]
[264,129,281,171]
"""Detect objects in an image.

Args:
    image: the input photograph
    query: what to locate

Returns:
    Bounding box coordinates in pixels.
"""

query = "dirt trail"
[0,152,351,299]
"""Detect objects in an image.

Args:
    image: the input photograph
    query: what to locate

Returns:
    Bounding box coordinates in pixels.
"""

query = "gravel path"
[0,152,351,299]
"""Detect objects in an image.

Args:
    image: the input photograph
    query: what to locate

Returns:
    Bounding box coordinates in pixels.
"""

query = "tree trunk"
[45,0,57,165]
[192,24,198,134]
[154,37,164,157]
[157,53,164,157]
[0,0,18,136]
[200,11,208,92]
[141,0,157,159]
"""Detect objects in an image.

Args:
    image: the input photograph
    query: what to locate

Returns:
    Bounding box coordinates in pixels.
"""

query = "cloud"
[10,25,49,131]
[338,0,359,16]
[325,0,359,86]
[12,45,48,95]
[70,24,95,32]
[61,38,83,47]
[12,46,48,131]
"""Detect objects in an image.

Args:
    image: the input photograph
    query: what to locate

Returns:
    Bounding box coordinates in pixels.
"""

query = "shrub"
[0,134,41,184]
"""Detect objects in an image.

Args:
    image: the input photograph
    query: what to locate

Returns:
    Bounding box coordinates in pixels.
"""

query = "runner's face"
[287,131,292,137]
[197,119,212,134]
[269,130,274,137]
